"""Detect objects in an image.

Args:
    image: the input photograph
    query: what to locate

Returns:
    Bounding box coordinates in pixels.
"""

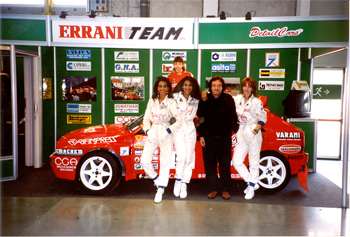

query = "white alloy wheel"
[258,151,291,193]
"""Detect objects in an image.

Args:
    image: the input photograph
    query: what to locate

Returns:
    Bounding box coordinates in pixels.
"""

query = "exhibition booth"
[0,14,349,206]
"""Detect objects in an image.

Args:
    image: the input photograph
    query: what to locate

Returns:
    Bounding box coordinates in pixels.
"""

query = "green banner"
[313,84,342,99]
[199,20,348,45]
[1,19,46,41]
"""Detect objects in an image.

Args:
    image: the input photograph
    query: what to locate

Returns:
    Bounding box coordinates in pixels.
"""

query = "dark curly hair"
[241,77,258,97]
[208,76,225,94]
[152,76,173,100]
[173,76,201,100]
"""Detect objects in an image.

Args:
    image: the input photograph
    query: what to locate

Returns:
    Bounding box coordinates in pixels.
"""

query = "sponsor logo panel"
[265,53,280,67]
[162,51,187,61]
[66,49,91,59]
[211,52,237,61]
[211,64,236,73]
[120,147,129,156]
[55,157,78,171]
[114,51,139,61]
[115,63,139,73]
[276,132,301,139]
[114,104,139,113]
[259,69,285,78]
[114,116,137,124]
[67,115,91,124]
[67,104,92,113]
[56,149,83,156]
[259,81,285,90]
[66,61,91,71]
[134,150,143,155]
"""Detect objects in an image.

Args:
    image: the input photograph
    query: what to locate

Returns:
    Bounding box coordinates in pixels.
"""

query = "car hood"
[59,124,128,142]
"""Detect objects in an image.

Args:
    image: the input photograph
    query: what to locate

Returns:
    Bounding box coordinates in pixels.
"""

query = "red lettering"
[105,26,116,39]
[93,26,105,39]
[70,25,81,38]
[81,26,93,38]
[59,25,70,38]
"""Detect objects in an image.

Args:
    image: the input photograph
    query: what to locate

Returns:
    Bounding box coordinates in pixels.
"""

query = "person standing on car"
[172,76,201,198]
[232,77,267,200]
[167,56,193,90]
[197,76,238,200]
[140,76,183,203]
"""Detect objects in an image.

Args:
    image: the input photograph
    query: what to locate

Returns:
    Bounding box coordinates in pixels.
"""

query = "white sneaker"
[173,180,181,197]
[244,183,259,194]
[180,183,187,198]
[154,187,164,203]
[244,186,255,200]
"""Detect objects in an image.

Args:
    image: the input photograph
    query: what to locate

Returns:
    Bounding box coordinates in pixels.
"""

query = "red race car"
[50,96,309,194]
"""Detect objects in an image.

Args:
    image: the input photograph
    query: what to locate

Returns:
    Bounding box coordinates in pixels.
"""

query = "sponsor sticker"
[55,157,78,171]
[56,149,83,156]
[259,81,285,90]
[114,51,139,61]
[276,132,301,139]
[259,69,285,78]
[287,155,304,160]
[134,163,143,170]
[66,61,91,71]
[134,157,140,162]
[279,144,301,154]
[114,104,139,113]
[67,104,92,113]
[211,52,237,61]
[68,136,117,146]
[135,150,143,155]
[162,51,187,61]
[135,144,145,148]
[265,53,280,67]
[67,115,91,124]
[115,63,139,73]
[120,147,129,156]
[211,64,236,73]
[66,49,91,59]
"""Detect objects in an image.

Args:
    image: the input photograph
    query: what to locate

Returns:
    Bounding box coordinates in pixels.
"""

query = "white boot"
[154,187,164,203]
[153,176,159,187]
[180,183,187,198]
[244,186,255,200]
[173,180,181,197]
[244,183,259,194]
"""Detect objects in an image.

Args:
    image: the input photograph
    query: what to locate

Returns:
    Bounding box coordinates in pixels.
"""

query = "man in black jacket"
[197,76,238,200]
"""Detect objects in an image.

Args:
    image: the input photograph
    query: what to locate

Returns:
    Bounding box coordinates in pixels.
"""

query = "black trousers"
[202,134,232,192]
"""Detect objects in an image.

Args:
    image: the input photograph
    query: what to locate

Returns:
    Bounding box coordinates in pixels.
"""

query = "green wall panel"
[56,47,102,139]
[104,49,150,124]
[290,121,315,170]
[250,48,299,117]
[0,19,46,41]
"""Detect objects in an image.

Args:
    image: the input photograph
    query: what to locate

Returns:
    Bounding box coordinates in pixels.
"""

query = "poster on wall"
[265,53,280,67]
[205,77,240,97]
[62,76,97,101]
[259,81,285,90]
[111,76,144,101]
[259,68,285,78]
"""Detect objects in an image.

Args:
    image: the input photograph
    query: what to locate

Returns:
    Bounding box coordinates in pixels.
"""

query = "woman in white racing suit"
[140,76,183,203]
[172,77,201,198]
[232,77,267,200]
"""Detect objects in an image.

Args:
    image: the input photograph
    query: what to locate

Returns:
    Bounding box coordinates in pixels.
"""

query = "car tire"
[77,151,121,195]
[258,151,291,193]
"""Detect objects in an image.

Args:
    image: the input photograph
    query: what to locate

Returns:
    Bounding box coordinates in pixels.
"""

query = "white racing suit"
[232,94,267,184]
[140,96,183,187]
[173,92,199,183]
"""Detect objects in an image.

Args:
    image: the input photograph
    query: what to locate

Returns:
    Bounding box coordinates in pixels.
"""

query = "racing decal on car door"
[279,144,301,154]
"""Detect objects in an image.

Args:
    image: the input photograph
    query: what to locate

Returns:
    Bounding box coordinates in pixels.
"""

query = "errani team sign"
[52,18,194,48]
[249,26,303,38]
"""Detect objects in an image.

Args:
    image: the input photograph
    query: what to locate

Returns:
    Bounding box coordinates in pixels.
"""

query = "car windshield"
[125,114,144,131]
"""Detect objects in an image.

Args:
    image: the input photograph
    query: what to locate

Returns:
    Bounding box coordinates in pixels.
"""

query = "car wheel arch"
[75,148,126,181]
